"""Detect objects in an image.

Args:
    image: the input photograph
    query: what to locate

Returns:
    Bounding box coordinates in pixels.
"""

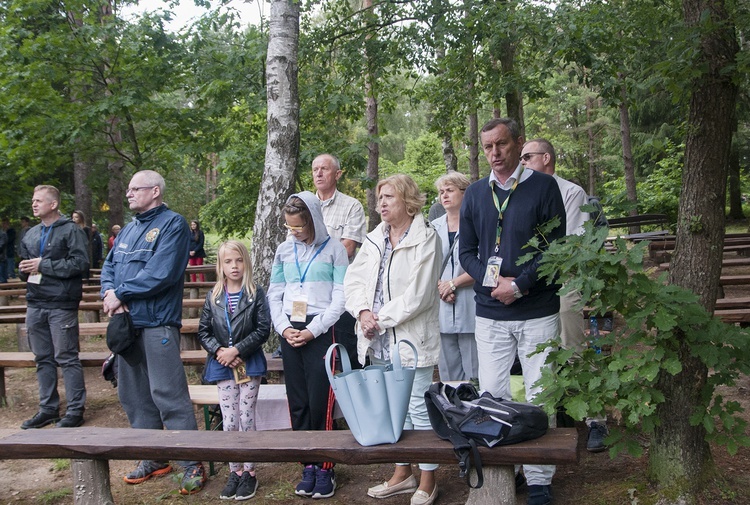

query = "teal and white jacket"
[267,191,348,338]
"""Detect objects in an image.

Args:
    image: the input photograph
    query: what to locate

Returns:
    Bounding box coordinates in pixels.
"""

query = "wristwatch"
[449,280,456,292]
[510,281,523,299]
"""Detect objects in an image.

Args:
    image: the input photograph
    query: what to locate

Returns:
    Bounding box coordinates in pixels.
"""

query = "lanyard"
[489,167,524,254]
[39,225,52,257]
[223,288,241,347]
[293,237,330,289]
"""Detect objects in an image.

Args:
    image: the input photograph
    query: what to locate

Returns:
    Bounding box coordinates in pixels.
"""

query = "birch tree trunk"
[652,0,738,499]
[252,0,300,293]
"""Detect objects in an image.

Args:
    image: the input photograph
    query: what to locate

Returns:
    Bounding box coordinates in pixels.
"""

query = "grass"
[38,489,71,505]
[52,459,70,472]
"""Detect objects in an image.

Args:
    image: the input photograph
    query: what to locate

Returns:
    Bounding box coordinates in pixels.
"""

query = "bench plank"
[0,427,578,466]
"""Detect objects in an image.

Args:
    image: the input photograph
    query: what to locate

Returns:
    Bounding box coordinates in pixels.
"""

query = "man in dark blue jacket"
[101,170,205,495]
[19,185,89,429]
[459,118,566,505]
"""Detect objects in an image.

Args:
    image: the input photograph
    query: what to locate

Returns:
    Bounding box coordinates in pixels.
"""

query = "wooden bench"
[0,426,578,505]
[0,350,284,404]
[607,213,670,236]
[0,299,207,324]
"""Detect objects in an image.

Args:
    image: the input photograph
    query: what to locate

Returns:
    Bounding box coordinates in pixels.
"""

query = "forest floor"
[2,254,750,505]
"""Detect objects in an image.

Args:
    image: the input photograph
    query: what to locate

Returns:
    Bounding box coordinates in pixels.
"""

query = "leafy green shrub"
[530,222,750,457]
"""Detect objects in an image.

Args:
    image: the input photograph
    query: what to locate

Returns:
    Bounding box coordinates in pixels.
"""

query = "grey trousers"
[26,307,87,416]
[117,325,199,468]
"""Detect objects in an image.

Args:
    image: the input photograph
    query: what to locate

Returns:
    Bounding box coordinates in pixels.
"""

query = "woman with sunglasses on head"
[267,191,349,500]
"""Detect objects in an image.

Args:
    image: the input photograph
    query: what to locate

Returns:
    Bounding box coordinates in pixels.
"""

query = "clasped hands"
[216,346,242,368]
[283,327,314,348]
[358,309,381,340]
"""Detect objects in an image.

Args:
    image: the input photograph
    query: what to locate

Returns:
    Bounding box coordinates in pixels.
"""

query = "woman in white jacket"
[344,174,442,505]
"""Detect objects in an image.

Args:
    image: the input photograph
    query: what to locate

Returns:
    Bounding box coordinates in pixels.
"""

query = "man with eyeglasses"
[100,170,206,495]
[459,118,565,505]
[520,139,609,454]
[311,154,366,369]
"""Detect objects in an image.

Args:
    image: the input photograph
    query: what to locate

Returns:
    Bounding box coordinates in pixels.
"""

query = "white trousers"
[475,314,558,486]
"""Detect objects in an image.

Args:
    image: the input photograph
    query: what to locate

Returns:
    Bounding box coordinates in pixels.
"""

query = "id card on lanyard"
[290,238,330,322]
[29,225,52,284]
[484,168,523,287]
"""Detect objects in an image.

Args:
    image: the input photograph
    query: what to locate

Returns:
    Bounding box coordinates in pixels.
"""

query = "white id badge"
[482,256,503,287]
[290,294,308,322]
[27,273,42,284]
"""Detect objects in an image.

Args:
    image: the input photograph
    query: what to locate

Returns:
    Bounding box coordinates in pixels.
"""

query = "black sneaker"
[527,484,552,505]
[56,414,84,428]
[220,472,241,500]
[587,421,608,453]
[180,463,207,495]
[295,465,317,497]
[235,471,258,500]
[311,467,335,499]
[21,411,60,430]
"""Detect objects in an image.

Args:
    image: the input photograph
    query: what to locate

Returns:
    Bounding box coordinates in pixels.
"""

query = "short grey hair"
[135,170,166,195]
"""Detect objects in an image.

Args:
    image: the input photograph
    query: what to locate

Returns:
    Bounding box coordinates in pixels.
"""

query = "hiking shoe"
[220,472,241,500]
[21,411,60,430]
[312,467,335,499]
[56,414,84,428]
[295,465,318,497]
[235,471,258,500]
[527,484,553,505]
[124,460,172,484]
[587,421,608,453]
[180,463,207,495]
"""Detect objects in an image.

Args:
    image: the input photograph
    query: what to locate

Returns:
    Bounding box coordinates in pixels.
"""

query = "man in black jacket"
[19,185,89,429]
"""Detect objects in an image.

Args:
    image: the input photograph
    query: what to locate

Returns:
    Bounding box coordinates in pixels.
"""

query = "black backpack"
[425,382,548,488]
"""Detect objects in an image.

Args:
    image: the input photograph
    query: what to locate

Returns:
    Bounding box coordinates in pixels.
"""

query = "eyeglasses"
[284,223,306,232]
[126,186,156,194]
[520,152,545,162]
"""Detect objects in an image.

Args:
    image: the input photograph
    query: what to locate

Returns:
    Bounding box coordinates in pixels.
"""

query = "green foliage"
[533,222,750,458]
[380,132,447,208]
[602,140,683,223]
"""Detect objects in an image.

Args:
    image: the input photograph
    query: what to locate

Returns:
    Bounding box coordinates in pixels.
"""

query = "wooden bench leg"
[72,459,114,505]
[466,465,515,505]
[0,366,6,406]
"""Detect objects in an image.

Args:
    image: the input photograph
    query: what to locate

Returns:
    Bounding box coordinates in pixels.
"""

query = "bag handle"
[324,343,350,392]
[391,339,418,382]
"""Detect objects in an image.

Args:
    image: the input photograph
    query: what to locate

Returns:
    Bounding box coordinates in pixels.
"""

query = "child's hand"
[216,346,240,366]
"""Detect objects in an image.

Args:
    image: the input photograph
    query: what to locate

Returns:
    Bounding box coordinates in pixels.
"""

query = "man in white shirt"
[521,138,608,453]
[312,154,366,368]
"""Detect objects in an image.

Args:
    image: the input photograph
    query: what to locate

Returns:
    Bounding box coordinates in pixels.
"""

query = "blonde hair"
[377,174,426,217]
[212,240,256,300]
[435,171,470,192]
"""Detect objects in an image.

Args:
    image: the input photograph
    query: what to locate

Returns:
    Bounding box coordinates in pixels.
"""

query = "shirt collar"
[488,163,531,190]
[316,189,339,207]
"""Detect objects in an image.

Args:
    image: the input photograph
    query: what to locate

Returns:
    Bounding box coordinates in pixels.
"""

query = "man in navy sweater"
[459,118,565,505]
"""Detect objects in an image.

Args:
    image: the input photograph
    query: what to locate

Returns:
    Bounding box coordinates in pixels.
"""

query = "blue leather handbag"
[325,340,418,446]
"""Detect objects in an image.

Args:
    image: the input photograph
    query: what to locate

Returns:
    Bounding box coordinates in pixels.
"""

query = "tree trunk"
[468,110,479,182]
[654,0,738,499]
[253,0,300,294]
[618,77,639,230]
[586,96,597,196]
[441,134,457,174]
[106,116,126,231]
[73,154,93,224]
[363,0,380,232]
